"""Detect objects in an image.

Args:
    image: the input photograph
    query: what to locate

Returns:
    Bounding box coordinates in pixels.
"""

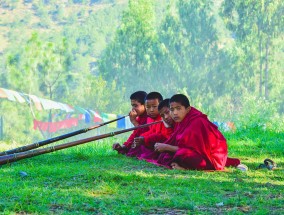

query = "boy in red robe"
[137,98,175,160]
[152,94,245,171]
[112,91,148,154]
[127,93,173,158]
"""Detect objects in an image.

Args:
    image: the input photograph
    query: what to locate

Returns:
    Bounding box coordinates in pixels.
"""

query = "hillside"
[0,0,128,53]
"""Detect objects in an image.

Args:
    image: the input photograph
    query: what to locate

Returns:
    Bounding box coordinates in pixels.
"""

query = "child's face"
[170,102,190,122]
[131,100,145,116]
[159,106,174,127]
[145,98,160,119]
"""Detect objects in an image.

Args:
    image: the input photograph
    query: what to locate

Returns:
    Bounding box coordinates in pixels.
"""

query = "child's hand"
[154,143,168,153]
[154,143,178,153]
[113,143,122,151]
[132,137,144,148]
[113,143,127,154]
[129,109,139,126]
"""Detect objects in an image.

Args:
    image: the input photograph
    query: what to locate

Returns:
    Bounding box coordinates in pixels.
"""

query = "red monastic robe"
[122,111,148,149]
[150,107,229,170]
[126,115,173,158]
[140,117,173,148]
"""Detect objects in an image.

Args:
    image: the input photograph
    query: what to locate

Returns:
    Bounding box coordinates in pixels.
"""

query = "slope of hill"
[0,0,128,53]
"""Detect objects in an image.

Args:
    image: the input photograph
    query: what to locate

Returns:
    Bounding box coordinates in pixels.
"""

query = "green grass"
[0,131,283,214]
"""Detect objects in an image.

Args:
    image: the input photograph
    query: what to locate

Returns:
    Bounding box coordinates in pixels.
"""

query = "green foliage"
[154,8,190,94]
[220,0,284,99]
[171,0,223,99]
[232,93,279,131]
[6,33,70,99]
[0,101,41,143]
[73,75,128,113]
[1,31,129,141]
[0,0,284,143]
[207,91,284,133]
[99,0,159,95]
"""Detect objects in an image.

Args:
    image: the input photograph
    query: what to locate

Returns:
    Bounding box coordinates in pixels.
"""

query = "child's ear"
[186,106,191,113]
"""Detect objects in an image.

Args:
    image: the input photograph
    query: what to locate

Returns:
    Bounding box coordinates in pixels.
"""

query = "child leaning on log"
[112,91,148,154]
[126,92,174,158]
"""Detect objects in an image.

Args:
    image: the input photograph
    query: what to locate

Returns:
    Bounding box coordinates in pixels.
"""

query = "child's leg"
[173,150,214,170]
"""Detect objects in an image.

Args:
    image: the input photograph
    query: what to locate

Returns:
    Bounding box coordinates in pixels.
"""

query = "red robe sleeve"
[123,112,149,148]
[141,119,174,148]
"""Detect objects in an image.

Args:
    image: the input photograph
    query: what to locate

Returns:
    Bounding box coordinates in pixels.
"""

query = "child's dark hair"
[158,98,170,111]
[145,92,163,103]
[130,91,147,104]
[169,94,190,108]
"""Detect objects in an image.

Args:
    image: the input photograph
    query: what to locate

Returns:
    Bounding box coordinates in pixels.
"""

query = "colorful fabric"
[73,106,91,123]
[58,103,74,112]
[117,115,126,128]
[40,98,61,110]
[74,106,87,114]
[84,110,92,124]
[88,110,103,123]
[33,118,79,133]
[2,89,16,101]
[101,113,117,128]
[9,90,26,103]
[29,95,43,111]
[124,116,133,129]
[0,88,7,98]
[213,121,236,132]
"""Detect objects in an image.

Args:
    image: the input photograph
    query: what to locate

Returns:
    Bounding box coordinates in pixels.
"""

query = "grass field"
[0,130,283,214]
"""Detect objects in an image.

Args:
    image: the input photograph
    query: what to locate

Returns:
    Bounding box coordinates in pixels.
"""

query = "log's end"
[0,155,12,166]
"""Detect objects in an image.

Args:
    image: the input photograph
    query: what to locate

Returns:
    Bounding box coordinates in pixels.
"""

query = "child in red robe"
[137,98,175,160]
[126,93,173,158]
[152,94,245,171]
[113,91,148,154]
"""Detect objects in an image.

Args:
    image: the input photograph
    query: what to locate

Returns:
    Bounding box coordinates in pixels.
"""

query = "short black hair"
[170,94,190,108]
[145,92,163,103]
[130,91,147,105]
[158,98,170,111]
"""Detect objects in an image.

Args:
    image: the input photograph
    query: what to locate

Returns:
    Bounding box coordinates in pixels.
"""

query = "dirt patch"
[195,205,252,214]
[144,208,189,215]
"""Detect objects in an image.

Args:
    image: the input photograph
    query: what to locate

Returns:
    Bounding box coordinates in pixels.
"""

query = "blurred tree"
[154,6,190,95]
[99,0,159,96]
[221,0,284,99]
[6,33,71,136]
[172,0,227,104]
[6,33,70,100]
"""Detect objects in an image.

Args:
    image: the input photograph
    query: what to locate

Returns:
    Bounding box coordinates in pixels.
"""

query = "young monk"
[112,91,148,154]
[137,98,175,160]
[157,98,175,130]
[127,93,173,158]
[152,94,244,171]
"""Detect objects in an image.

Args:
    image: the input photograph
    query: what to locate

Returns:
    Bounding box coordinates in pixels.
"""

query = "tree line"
[0,0,283,141]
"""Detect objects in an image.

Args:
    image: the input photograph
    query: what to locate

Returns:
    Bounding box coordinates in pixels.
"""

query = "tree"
[6,33,70,100]
[99,0,158,96]
[175,0,228,103]
[221,0,284,99]
[153,5,191,95]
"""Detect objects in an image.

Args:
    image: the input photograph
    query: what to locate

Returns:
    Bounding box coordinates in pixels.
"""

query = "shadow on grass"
[1,132,283,214]
[1,149,283,214]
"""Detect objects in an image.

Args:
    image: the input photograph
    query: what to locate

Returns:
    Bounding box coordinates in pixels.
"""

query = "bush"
[234,95,274,129]
[205,93,283,133]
